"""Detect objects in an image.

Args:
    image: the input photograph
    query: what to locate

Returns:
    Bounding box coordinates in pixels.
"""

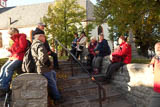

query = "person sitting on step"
[92,33,111,75]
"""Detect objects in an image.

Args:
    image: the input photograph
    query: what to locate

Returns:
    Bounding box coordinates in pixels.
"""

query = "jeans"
[42,70,61,100]
[49,51,59,69]
[149,91,160,107]
[0,60,22,90]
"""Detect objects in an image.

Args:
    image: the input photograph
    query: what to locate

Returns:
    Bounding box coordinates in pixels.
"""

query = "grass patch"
[131,58,151,64]
[0,58,8,68]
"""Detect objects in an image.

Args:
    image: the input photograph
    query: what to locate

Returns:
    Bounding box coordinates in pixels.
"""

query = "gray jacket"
[31,39,50,74]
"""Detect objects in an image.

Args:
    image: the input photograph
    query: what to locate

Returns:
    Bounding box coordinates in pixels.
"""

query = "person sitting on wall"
[31,31,63,104]
[0,28,28,96]
[76,31,88,63]
[87,36,97,71]
[92,33,111,74]
[106,36,131,82]
[32,23,59,69]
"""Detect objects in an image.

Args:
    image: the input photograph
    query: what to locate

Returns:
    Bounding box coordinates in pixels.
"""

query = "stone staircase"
[54,60,133,107]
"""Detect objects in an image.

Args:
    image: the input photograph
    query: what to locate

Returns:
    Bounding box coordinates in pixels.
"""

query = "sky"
[7,0,97,7]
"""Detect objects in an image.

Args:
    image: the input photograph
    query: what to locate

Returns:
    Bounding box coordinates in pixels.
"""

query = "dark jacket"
[8,33,28,61]
[31,39,50,74]
[94,39,111,57]
[32,28,51,52]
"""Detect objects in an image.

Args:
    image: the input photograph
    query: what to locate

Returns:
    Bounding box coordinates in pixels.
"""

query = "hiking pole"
[3,92,9,107]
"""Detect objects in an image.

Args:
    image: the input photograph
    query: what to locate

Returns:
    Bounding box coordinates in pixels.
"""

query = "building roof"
[0,0,94,30]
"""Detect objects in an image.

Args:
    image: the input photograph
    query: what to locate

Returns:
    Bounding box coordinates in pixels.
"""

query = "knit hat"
[32,28,45,36]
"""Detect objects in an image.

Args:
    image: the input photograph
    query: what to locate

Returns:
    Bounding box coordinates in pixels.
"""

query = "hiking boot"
[92,69,99,75]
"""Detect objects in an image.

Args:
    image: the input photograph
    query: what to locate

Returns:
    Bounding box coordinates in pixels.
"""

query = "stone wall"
[112,64,154,107]
[11,73,48,107]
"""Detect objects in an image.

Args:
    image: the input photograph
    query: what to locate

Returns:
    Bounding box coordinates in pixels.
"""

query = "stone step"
[61,83,98,99]
[57,74,106,89]
[60,90,123,107]
[90,99,133,107]
[61,83,121,100]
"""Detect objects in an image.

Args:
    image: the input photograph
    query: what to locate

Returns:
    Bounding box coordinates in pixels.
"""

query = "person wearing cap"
[0,28,27,95]
[106,36,131,83]
[31,33,63,104]
[32,23,59,70]
[92,33,111,74]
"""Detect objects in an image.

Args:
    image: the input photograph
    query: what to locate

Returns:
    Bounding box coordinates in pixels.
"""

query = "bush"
[0,58,8,68]
[131,58,151,64]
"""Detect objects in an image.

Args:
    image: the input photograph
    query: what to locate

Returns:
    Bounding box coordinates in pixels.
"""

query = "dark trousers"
[87,54,94,67]
[106,62,125,80]
[49,51,59,69]
[76,51,82,60]
[92,56,103,72]
[71,47,76,56]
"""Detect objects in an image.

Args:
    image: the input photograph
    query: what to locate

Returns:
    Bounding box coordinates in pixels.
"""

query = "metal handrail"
[54,38,106,107]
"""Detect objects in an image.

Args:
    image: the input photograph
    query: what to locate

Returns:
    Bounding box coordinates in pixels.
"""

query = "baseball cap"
[37,22,46,27]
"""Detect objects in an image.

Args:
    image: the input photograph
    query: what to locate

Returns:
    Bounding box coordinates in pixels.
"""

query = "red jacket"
[88,41,97,56]
[9,33,28,61]
[112,42,131,64]
[150,57,160,93]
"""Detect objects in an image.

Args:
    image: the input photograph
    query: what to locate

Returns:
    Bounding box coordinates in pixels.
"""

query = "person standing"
[76,31,87,62]
[0,28,27,95]
[149,42,160,107]
[106,36,131,82]
[71,33,79,56]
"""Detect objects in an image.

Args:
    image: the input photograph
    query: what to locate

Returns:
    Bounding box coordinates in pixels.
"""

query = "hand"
[110,54,112,60]
[77,42,79,45]
[95,51,99,54]
[48,51,51,55]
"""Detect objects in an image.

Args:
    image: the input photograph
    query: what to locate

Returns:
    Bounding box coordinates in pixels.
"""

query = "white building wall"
[89,23,113,50]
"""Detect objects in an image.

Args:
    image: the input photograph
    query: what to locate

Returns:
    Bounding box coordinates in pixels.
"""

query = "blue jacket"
[94,39,111,57]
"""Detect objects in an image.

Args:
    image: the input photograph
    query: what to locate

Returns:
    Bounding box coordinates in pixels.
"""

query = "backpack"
[22,40,36,73]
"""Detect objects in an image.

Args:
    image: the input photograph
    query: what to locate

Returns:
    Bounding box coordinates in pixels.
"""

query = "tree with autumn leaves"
[94,0,160,56]
[43,0,86,53]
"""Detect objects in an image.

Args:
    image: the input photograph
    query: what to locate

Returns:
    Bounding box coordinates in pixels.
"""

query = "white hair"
[90,36,97,41]
[34,34,43,40]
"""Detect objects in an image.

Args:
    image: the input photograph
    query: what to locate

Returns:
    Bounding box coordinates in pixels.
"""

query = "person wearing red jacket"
[149,42,160,107]
[0,28,27,94]
[87,36,97,69]
[106,36,131,82]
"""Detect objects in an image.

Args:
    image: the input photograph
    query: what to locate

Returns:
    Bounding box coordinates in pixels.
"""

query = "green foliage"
[0,58,8,68]
[43,0,86,48]
[131,58,151,64]
[94,0,160,56]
